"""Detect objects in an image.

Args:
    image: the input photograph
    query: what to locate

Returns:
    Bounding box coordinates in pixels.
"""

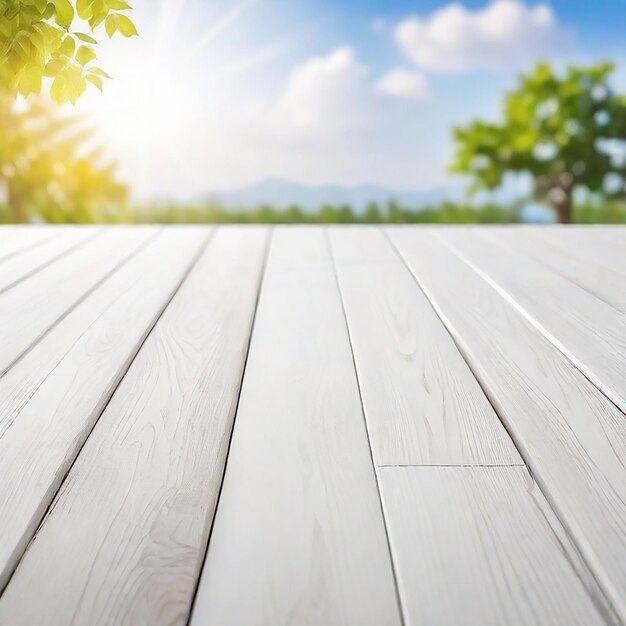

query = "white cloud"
[377,68,430,102]
[276,47,369,134]
[395,0,567,72]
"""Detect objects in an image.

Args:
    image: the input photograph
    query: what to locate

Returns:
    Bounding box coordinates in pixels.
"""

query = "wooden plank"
[0,227,155,375]
[330,227,521,466]
[500,228,626,314]
[0,227,268,626]
[191,228,402,626]
[389,228,626,621]
[0,228,209,591]
[0,227,57,263]
[268,225,332,267]
[330,226,398,263]
[380,466,613,626]
[535,227,626,280]
[0,227,99,294]
[438,228,626,414]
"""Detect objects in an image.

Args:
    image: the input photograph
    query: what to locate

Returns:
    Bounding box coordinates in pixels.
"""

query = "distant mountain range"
[203,178,465,213]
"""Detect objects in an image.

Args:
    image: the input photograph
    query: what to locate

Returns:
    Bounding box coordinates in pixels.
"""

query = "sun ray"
[193,0,260,53]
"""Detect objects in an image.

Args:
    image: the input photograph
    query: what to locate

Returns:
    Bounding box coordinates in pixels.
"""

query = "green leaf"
[77,0,95,19]
[18,66,43,96]
[88,66,111,78]
[86,73,103,90]
[50,72,69,103]
[43,3,55,19]
[74,32,98,44]
[106,0,132,9]
[58,34,76,57]
[76,44,96,65]
[105,13,116,37]
[43,58,65,76]
[114,13,137,37]
[53,0,75,28]
[32,0,48,12]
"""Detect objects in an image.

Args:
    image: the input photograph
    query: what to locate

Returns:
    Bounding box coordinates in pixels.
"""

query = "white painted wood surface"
[439,228,626,414]
[389,228,626,621]
[0,228,208,591]
[268,225,332,267]
[330,226,399,263]
[496,227,626,314]
[0,227,56,263]
[0,225,623,626]
[0,227,156,375]
[330,227,521,466]
[534,227,626,281]
[191,228,402,626]
[0,227,99,294]
[0,228,268,626]
[380,466,613,626]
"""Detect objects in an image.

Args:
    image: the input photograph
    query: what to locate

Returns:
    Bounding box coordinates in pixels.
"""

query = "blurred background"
[1,0,626,225]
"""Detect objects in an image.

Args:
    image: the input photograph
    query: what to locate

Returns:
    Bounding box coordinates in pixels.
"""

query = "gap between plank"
[378,463,526,468]
[0,228,159,380]
[0,229,103,297]
[0,227,215,597]
[442,232,626,416]
[185,226,274,626]
[0,230,59,265]
[383,227,622,626]
[326,227,407,626]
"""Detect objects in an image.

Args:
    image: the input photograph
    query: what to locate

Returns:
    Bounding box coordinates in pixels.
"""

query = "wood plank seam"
[379,464,621,626]
[330,226,524,467]
[0,228,161,379]
[533,228,626,281]
[0,227,214,596]
[325,228,407,626]
[0,230,58,265]
[383,228,623,625]
[185,226,273,626]
[378,463,526,467]
[440,232,626,417]
[0,228,102,296]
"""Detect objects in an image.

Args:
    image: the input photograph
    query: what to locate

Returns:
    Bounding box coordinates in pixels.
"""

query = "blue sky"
[78,0,626,200]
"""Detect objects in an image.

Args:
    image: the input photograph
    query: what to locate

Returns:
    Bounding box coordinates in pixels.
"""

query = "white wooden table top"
[0,225,624,626]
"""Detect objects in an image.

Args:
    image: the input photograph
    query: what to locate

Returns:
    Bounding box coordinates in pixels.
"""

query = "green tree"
[363,201,382,223]
[451,63,626,223]
[0,91,127,223]
[1,0,137,105]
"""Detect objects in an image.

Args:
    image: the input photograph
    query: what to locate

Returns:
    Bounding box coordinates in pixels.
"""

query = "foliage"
[572,200,626,224]
[3,189,625,225]
[451,63,626,223]
[0,91,128,223]
[84,200,522,225]
[0,0,137,104]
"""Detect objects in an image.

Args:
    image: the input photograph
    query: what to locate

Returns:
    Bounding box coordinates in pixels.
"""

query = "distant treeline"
[127,201,519,225]
[2,199,626,225]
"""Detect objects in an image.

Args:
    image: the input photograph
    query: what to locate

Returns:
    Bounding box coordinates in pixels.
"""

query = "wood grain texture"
[380,466,612,626]
[330,225,399,263]
[0,227,56,263]
[191,227,402,626]
[389,228,626,621]
[0,227,99,294]
[534,227,626,281]
[0,227,268,626]
[0,227,156,375]
[439,228,626,414]
[267,225,332,267]
[330,227,521,466]
[499,227,626,314]
[0,228,208,592]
